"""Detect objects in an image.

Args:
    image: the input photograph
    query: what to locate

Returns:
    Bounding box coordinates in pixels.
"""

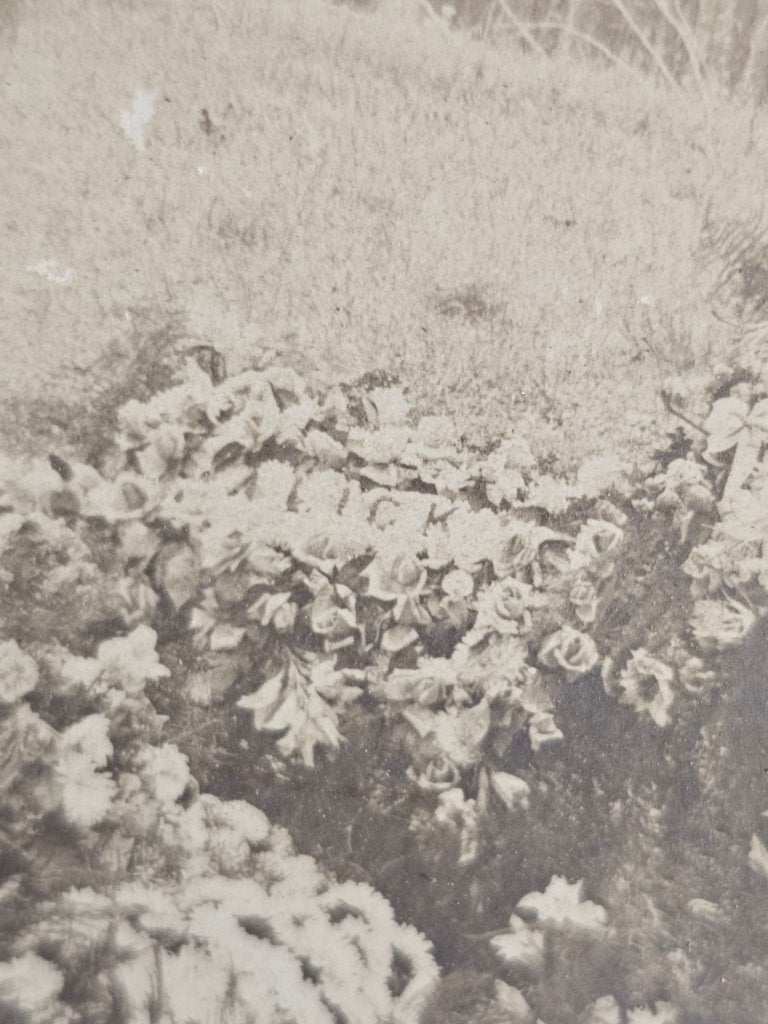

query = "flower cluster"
[8,351,768,1023]
[0,358,638,803]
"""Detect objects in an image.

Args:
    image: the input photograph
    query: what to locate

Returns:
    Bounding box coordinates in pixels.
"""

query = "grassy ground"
[2,0,768,468]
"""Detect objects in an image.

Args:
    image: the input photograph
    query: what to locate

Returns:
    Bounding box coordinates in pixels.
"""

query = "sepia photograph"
[2,0,768,1020]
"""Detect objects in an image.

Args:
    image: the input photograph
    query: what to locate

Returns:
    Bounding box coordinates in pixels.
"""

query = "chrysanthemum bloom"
[0,952,66,1022]
[538,627,599,681]
[54,749,116,830]
[616,649,675,727]
[96,625,170,694]
[0,639,39,705]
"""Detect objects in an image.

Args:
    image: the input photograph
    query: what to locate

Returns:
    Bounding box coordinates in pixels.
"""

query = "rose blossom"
[469,578,532,645]
[293,529,369,577]
[690,597,757,651]
[309,587,358,652]
[573,519,624,577]
[616,649,674,728]
[538,626,599,681]
[365,549,428,623]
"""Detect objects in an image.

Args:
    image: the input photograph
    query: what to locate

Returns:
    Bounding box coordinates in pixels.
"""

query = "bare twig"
[601,0,679,88]
[525,20,647,81]
[495,0,550,59]
[660,390,707,435]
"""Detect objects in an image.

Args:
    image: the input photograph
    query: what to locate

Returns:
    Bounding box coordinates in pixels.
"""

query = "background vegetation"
[3,0,768,469]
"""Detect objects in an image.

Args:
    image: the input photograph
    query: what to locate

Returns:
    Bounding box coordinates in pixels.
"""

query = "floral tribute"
[3,352,768,1022]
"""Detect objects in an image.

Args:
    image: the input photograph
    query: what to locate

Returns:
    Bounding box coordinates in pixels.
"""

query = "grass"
[3,0,768,469]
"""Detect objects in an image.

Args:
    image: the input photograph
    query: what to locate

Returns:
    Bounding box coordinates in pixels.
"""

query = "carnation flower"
[96,625,170,694]
[615,649,674,727]
[538,627,599,681]
[0,953,65,1024]
[54,749,116,830]
[425,508,503,574]
[347,426,411,465]
[200,794,270,849]
[690,597,757,650]
[136,743,191,804]
[61,714,112,767]
[441,569,475,599]
[0,639,39,705]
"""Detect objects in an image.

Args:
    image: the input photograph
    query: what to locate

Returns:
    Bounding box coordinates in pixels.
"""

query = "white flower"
[0,639,39,705]
[490,915,545,974]
[136,743,191,804]
[54,749,116,830]
[690,597,756,650]
[96,625,170,694]
[586,995,622,1024]
[0,953,65,1023]
[748,833,768,879]
[573,519,623,577]
[516,876,608,933]
[441,569,475,599]
[302,429,347,468]
[528,711,564,751]
[615,649,674,728]
[487,771,530,812]
[538,627,599,681]
[61,714,112,767]
[200,795,270,848]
